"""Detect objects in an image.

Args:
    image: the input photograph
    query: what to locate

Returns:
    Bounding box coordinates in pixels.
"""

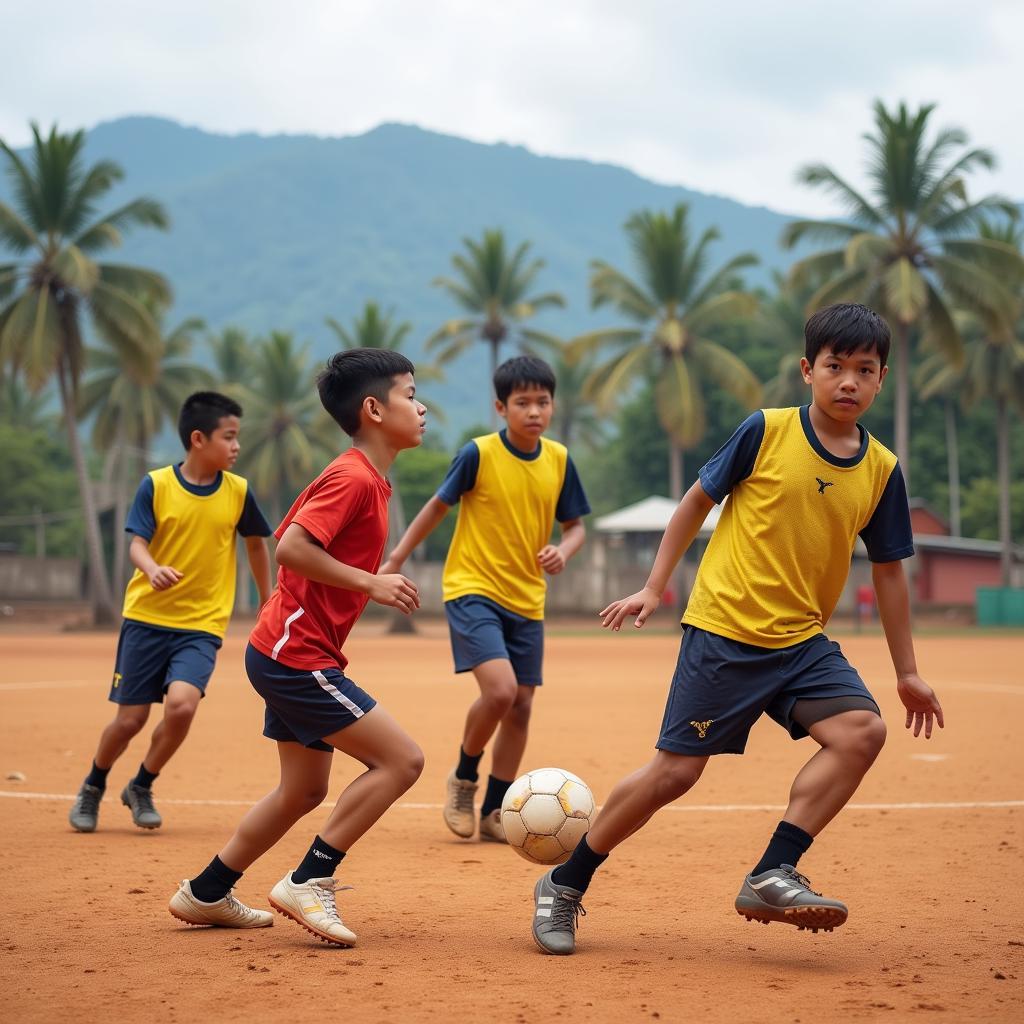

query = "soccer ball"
[501,767,595,865]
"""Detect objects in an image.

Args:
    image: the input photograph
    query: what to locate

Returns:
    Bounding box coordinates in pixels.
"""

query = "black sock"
[551,834,608,894]
[189,856,243,903]
[84,761,110,790]
[132,762,160,790]
[480,775,513,817]
[751,820,813,876]
[456,746,483,783]
[292,835,345,885]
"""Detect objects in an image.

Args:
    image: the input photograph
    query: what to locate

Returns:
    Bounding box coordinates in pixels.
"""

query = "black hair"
[804,303,891,368]
[317,348,415,436]
[493,355,557,404]
[178,391,243,449]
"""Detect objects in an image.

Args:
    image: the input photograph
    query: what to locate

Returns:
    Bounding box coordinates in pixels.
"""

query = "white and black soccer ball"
[501,767,595,864]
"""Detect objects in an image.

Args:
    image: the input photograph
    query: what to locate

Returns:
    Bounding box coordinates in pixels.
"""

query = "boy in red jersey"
[169,349,426,946]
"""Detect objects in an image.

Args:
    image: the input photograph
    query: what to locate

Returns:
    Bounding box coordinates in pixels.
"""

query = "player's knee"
[485,682,518,717]
[506,694,533,729]
[837,712,886,765]
[114,710,148,738]
[396,743,425,789]
[651,759,702,804]
[164,698,198,730]
[284,784,329,814]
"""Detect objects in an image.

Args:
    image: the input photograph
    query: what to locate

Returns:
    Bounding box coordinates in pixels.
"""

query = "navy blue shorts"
[245,644,377,752]
[445,595,544,686]
[108,620,221,705]
[657,626,879,756]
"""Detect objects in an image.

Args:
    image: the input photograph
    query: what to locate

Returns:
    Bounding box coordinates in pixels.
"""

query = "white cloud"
[1,0,1019,216]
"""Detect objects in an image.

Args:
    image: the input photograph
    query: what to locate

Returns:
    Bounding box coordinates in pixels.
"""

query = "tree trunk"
[945,398,961,537]
[387,470,416,634]
[113,443,129,593]
[894,321,911,497]
[997,397,1012,587]
[668,441,684,502]
[489,339,500,428]
[57,360,116,623]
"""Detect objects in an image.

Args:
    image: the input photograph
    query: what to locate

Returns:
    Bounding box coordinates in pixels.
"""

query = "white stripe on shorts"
[312,669,365,718]
[271,606,305,660]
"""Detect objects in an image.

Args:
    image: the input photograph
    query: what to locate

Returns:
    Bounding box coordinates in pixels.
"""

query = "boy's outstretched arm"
[601,481,715,631]
[379,495,451,574]
[276,523,420,615]
[538,518,585,575]
[129,534,183,591]
[244,535,273,608]
[872,560,944,739]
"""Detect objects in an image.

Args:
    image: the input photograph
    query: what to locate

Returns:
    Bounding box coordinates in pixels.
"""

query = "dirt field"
[1,621,1021,1023]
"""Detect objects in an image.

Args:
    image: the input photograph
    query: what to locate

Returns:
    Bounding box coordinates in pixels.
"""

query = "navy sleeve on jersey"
[236,487,273,537]
[859,464,914,562]
[436,441,480,505]
[124,476,156,540]
[698,411,766,503]
[555,455,591,522]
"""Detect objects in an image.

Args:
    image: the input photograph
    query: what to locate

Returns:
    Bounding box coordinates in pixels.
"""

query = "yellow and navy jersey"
[684,406,913,648]
[438,430,590,620]
[121,464,271,638]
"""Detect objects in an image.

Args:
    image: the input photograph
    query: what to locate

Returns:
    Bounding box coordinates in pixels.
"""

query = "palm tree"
[234,331,336,525]
[327,301,445,634]
[426,229,565,418]
[782,101,1022,495]
[79,313,212,589]
[922,222,1024,584]
[208,326,253,391]
[915,348,963,537]
[0,123,169,622]
[761,272,816,408]
[575,204,761,499]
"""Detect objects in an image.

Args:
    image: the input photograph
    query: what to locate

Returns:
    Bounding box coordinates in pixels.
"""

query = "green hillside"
[7,116,807,436]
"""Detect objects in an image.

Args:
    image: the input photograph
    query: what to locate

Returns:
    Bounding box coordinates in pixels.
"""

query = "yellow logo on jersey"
[112,672,122,689]
[690,719,714,739]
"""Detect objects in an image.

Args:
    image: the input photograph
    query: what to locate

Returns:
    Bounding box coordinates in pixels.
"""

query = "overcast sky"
[3,0,1020,216]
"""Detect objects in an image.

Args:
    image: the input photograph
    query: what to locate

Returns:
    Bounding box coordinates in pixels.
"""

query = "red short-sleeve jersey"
[250,448,391,671]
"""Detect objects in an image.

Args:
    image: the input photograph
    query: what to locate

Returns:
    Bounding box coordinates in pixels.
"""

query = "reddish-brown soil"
[1,622,1021,1022]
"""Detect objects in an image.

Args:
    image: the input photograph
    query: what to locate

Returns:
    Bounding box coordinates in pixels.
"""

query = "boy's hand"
[537,545,566,575]
[600,587,662,631]
[897,674,944,739]
[368,573,420,615]
[147,565,183,591]
[379,554,402,576]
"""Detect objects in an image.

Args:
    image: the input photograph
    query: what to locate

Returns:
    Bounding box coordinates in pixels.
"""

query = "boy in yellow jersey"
[530,303,945,955]
[69,392,272,833]
[382,356,590,841]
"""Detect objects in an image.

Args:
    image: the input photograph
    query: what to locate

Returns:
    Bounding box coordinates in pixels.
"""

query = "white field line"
[0,790,1020,813]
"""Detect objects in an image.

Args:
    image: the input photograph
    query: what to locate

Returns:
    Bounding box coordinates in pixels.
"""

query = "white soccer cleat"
[443,769,478,838]
[268,874,357,946]
[168,880,273,928]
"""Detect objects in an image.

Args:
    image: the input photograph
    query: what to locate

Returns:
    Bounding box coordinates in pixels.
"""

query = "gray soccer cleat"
[121,782,163,829]
[69,783,104,832]
[735,864,848,932]
[532,869,586,955]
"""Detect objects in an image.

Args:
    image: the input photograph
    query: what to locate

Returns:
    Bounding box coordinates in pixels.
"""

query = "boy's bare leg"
[490,684,535,780]
[585,750,709,853]
[92,703,152,769]
[218,742,334,871]
[139,680,203,773]
[461,658,518,756]
[780,710,886,836]
[316,705,425,850]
